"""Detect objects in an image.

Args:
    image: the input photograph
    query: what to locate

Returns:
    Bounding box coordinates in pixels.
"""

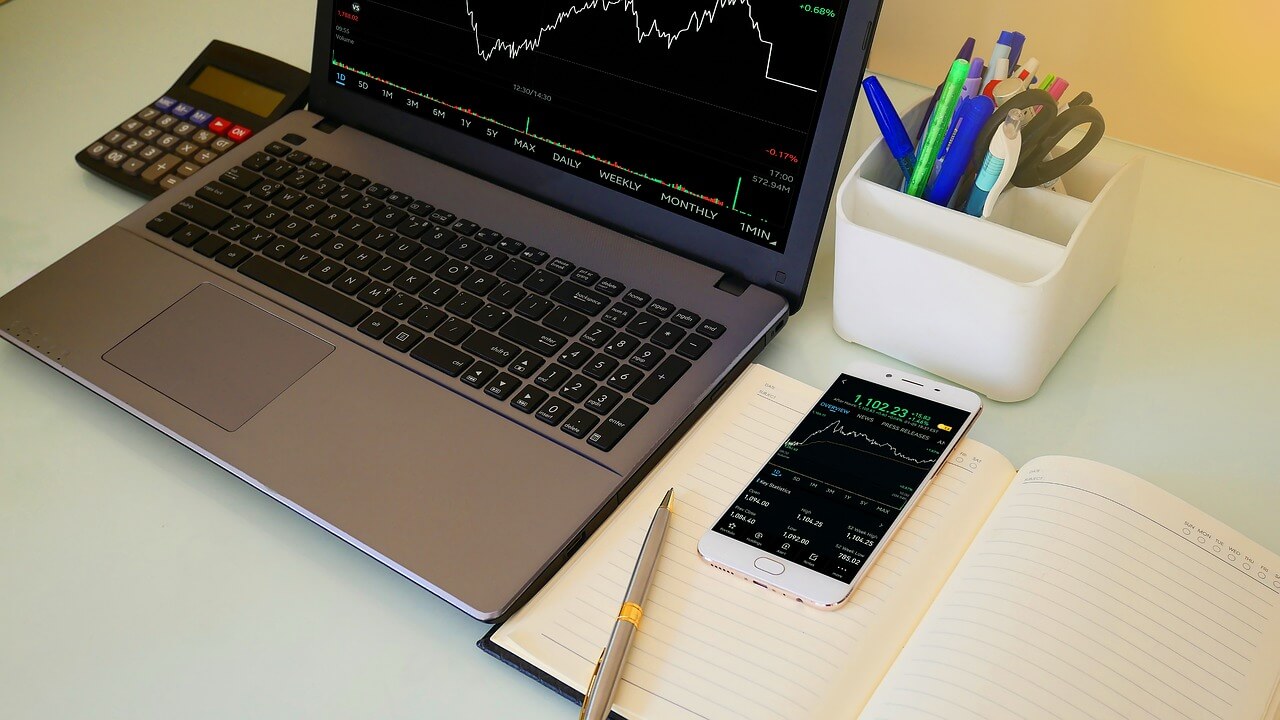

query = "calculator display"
[190,66,286,117]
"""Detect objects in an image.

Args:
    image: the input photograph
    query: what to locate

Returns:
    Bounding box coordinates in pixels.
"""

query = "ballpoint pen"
[861,76,916,180]
[580,489,675,720]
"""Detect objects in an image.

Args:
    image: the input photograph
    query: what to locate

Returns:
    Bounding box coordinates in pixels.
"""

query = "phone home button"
[753,557,785,575]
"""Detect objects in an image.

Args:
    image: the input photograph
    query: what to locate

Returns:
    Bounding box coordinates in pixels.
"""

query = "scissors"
[959,88,1105,195]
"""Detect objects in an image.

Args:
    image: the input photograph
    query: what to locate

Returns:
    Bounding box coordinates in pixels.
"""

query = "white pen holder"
[833,100,1144,402]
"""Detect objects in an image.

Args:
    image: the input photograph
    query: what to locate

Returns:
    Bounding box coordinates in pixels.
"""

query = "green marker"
[906,59,969,197]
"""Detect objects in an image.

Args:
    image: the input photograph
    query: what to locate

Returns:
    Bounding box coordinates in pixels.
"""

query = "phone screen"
[711,374,974,582]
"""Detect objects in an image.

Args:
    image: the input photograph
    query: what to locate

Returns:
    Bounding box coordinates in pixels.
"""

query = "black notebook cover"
[478,627,631,720]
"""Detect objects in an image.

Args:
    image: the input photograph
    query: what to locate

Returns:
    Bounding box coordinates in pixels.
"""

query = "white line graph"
[463,0,817,92]
[784,420,936,466]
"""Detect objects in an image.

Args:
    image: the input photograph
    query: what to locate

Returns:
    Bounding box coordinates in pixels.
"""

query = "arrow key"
[484,373,519,401]
[510,386,548,414]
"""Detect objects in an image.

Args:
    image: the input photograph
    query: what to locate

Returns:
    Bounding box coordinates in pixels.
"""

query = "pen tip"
[661,488,675,510]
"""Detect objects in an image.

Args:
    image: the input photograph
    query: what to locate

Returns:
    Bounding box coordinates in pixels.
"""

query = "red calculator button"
[227,125,253,142]
[207,117,233,135]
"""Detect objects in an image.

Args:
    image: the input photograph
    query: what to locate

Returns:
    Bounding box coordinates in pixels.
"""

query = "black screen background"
[713,375,972,581]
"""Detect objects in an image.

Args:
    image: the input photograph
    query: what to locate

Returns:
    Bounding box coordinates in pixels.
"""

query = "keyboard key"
[676,334,712,359]
[346,248,381,270]
[488,282,525,309]
[672,309,700,328]
[356,281,394,306]
[145,212,186,237]
[370,258,406,282]
[396,216,428,239]
[218,219,253,240]
[264,141,290,156]
[407,199,435,217]
[422,225,456,249]
[606,365,643,392]
[172,226,206,247]
[364,228,398,249]
[619,286,650,307]
[546,257,575,276]
[254,207,288,229]
[452,219,479,236]
[285,150,312,165]
[409,337,473,376]
[543,306,588,336]
[603,333,641,359]
[262,238,296,259]
[557,342,591,369]
[321,237,357,259]
[560,409,600,439]
[316,208,351,229]
[570,267,600,286]
[651,323,686,349]
[213,245,250,269]
[559,375,596,403]
[519,247,549,265]
[626,312,660,338]
[394,269,432,294]
[484,373,519,401]
[472,248,506,271]
[285,249,321,272]
[473,304,511,330]
[474,228,502,245]
[409,247,445,272]
[582,354,618,381]
[383,293,421,319]
[535,398,573,426]
[587,399,648,451]
[444,291,483,318]
[601,303,635,327]
[233,197,267,218]
[325,165,351,182]
[305,158,331,174]
[365,183,391,199]
[497,258,534,283]
[374,207,407,228]
[461,270,500,297]
[250,180,285,200]
[350,197,383,218]
[343,174,370,190]
[263,161,294,180]
[338,218,373,239]
[499,316,567,356]
[428,208,455,225]
[697,319,726,338]
[550,283,609,316]
[632,355,691,404]
[647,299,675,317]
[436,259,473,284]
[172,197,229,229]
[329,187,360,209]
[629,344,665,370]
[510,386,547,414]
[298,227,333,249]
[523,269,561,295]
[193,235,229,257]
[384,325,425,352]
[462,330,521,366]
[308,259,344,283]
[357,313,396,340]
[293,199,326,220]
[595,278,624,297]
[461,362,497,389]
[580,322,615,348]
[496,237,525,254]
[434,317,474,344]
[421,280,457,306]
[238,256,369,326]
[445,237,482,260]
[534,363,571,391]
[508,352,544,378]
[220,166,260,191]
[514,295,552,320]
[408,306,447,332]
[276,217,311,239]
[584,387,622,415]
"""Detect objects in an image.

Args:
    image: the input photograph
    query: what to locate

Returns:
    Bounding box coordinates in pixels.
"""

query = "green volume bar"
[906,59,969,197]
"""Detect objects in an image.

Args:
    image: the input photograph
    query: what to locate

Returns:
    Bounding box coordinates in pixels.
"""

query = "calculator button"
[103,150,128,168]
[158,175,183,190]
[191,129,217,146]
[154,96,178,111]
[154,114,178,130]
[84,142,110,159]
[173,122,197,138]
[170,102,195,119]
[138,126,162,142]
[188,109,213,126]
[120,158,146,176]
[120,118,144,134]
[156,134,180,150]
[120,137,144,154]
[175,141,199,158]
[210,137,235,153]
[227,125,253,142]
[207,117,232,135]
[102,130,128,146]
[136,106,161,121]
[194,149,218,165]
[176,162,201,178]
[138,145,164,162]
[142,154,182,183]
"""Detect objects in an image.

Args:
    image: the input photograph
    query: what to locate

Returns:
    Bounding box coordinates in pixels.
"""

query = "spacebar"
[238,256,370,327]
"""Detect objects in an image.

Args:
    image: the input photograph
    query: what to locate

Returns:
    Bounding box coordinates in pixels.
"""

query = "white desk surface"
[3,2,1278,717]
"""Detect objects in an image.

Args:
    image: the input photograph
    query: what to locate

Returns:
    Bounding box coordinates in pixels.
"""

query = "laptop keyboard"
[142,136,727,452]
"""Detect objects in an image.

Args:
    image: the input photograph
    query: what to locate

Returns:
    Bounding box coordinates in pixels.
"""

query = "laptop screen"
[326,2,852,255]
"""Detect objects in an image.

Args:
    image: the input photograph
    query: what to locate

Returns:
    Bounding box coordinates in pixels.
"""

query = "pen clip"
[579,648,606,719]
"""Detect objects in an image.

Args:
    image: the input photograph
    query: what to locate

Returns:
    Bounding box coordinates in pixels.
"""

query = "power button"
[753,557,785,575]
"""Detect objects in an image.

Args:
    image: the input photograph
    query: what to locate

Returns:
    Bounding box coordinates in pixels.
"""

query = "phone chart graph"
[328,1,848,248]
[785,419,937,467]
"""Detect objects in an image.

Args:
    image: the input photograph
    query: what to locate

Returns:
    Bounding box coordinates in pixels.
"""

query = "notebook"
[480,364,1280,720]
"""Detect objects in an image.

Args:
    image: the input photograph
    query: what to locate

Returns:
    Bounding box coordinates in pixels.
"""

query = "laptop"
[0,1,880,621]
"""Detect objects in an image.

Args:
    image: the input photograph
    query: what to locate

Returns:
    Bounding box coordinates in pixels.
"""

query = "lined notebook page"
[859,456,1280,720]
[491,364,1015,720]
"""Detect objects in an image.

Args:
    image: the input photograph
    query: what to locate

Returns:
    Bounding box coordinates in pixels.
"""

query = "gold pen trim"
[579,649,606,719]
[617,601,643,627]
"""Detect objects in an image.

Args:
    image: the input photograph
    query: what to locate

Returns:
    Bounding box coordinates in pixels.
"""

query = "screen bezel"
[698,362,982,607]
[307,0,883,311]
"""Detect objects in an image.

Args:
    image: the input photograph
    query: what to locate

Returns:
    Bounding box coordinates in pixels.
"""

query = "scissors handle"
[1012,104,1105,187]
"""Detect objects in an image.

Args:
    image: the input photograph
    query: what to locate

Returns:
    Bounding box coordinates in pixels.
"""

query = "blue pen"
[861,76,916,180]
[927,96,996,206]
[1007,32,1027,73]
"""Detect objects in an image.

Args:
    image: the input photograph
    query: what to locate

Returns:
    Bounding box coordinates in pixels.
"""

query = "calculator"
[76,40,310,198]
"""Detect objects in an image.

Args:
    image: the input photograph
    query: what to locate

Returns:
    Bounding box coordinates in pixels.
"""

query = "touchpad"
[104,283,334,431]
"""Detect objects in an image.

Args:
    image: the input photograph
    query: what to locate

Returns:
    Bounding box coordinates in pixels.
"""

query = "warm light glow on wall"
[867,0,1280,183]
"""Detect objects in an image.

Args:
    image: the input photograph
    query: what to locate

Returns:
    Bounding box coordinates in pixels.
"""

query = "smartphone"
[698,361,981,609]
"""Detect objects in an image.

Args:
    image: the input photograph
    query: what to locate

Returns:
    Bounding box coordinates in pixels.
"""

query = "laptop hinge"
[312,117,343,134]
[713,272,750,297]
